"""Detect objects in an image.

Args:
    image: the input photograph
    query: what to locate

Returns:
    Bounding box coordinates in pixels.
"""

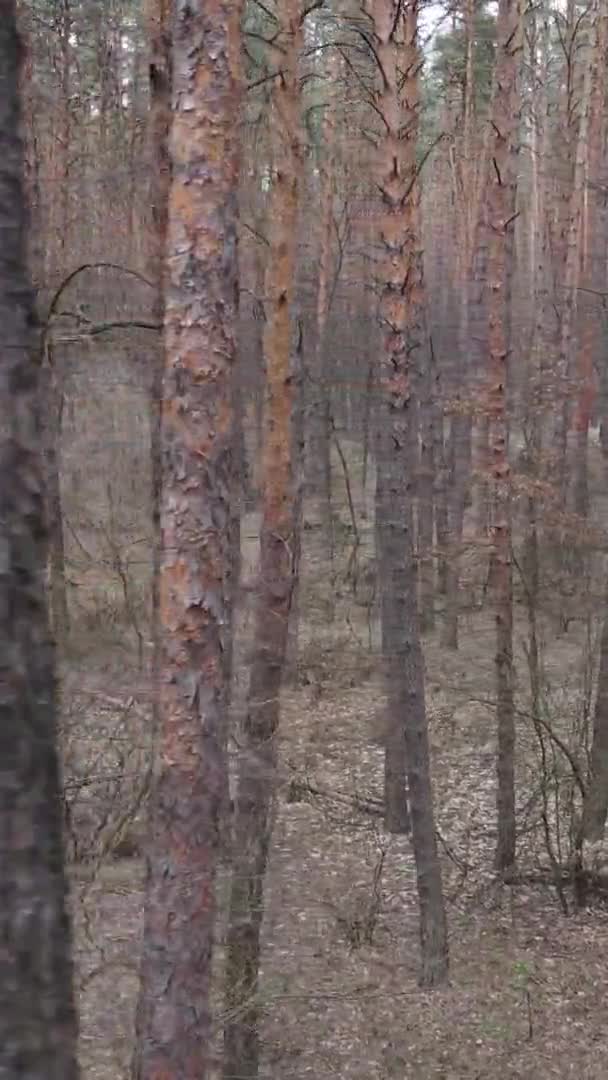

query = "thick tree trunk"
[0,7,79,1075]
[223,3,302,1074]
[133,2,241,1075]
[370,0,448,986]
[485,0,522,875]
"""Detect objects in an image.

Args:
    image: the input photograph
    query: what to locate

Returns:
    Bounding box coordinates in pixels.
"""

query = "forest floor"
[68,442,608,1080]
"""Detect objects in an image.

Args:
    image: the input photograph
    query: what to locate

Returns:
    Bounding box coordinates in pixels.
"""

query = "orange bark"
[224,1,303,1074]
[134,2,242,1075]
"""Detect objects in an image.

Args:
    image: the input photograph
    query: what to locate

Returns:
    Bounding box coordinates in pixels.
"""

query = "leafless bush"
[61,688,152,866]
[321,844,386,950]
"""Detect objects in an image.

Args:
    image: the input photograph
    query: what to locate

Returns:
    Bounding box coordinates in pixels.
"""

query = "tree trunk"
[40,352,70,644]
[133,1,241,1074]
[583,580,608,840]
[581,4,608,837]
[571,0,607,517]
[43,0,73,646]
[145,0,171,725]
[0,7,79,1074]
[440,0,489,646]
[223,3,302,1074]
[485,0,522,875]
[370,0,449,986]
[311,45,339,582]
[418,346,436,633]
[131,2,170,1067]
[553,6,594,499]
[522,2,551,714]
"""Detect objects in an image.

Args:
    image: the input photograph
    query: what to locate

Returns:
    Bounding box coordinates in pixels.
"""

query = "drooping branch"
[40,261,154,365]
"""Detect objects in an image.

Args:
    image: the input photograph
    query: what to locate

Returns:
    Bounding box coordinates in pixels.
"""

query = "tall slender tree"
[370,0,449,986]
[0,4,79,1075]
[145,0,171,696]
[133,0,242,1074]
[553,1,594,497]
[483,0,522,873]
[571,0,607,515]
[224,0,303,1072]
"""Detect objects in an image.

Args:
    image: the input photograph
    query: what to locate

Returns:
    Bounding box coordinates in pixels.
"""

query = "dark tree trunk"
[144,0,171,726]
[0,7,79,1075]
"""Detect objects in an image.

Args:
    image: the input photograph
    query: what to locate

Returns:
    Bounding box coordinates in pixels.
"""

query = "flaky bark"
[485,0,521,874]
[223,2,302,1074]
[370,0,449,986]
[134,2,241,1075]
[0,6,79,1075]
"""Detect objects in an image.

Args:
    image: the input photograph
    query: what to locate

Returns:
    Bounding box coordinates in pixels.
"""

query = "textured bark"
[370,0,448,986]
[134,1,241,1075]
[485,0,522,874]
[225,2,245,707]
[223,2,302,1074]
[0,7,79,1075]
